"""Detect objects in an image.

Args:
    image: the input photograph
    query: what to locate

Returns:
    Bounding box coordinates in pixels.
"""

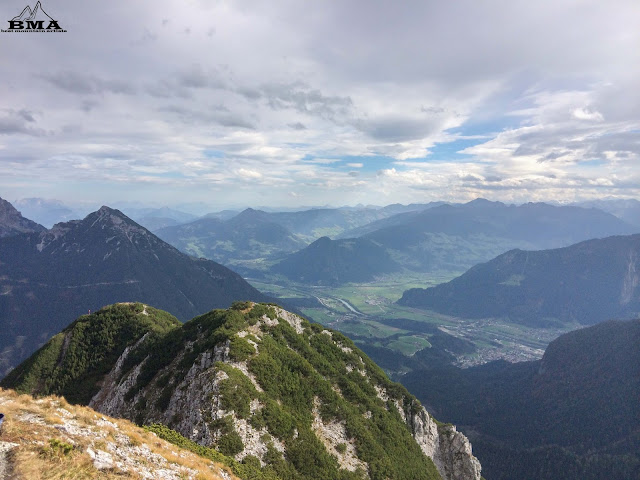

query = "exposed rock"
[87,447,114,470]
[0,388,238,479]
[374,385,482,480]
[273,306,304,334]
[311,397,366,473]
[0,441,19,478]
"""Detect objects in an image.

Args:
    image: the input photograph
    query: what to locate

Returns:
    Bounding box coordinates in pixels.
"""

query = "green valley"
[247,271,577,374]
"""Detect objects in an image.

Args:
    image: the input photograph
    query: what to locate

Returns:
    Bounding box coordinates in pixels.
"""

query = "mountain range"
[155,208,308,272]
[2,193,638,480]
[154,204,436,274]
[121,206,198,231]
[0,205,268,376]
[2,302,482,480]
[401,318,640,480]
[156,199,638,286]
[398,234,640,327]
[347,199,637,272]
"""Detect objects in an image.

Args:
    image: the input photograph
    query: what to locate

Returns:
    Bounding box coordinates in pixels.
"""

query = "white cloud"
[236,168,263,179]
[572,108,604,121]
[0,0,639,207]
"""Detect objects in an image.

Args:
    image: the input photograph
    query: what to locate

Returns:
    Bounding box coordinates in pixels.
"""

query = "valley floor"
[248,272,581,372]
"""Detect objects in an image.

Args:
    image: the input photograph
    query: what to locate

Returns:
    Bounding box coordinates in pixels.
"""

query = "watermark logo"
[2,1,66,32]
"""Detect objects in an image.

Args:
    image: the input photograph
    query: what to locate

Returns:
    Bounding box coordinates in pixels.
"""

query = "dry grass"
[0,388,237,480]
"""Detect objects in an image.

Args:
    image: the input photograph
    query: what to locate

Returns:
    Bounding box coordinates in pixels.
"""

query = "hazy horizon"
[6,195,640,225]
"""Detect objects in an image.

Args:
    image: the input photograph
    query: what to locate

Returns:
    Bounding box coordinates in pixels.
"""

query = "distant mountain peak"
[273,236,399,285]
[465,198,505,207]
[234,207,269,219]
[0,196,46,238]
[0,197,20,216]
[95,205,127,217]
[89,206,147,232]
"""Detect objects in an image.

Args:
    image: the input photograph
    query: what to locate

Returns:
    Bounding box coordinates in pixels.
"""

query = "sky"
[1,0,639,211]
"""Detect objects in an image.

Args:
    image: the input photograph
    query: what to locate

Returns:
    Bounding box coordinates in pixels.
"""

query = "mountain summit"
[0,206,268,376]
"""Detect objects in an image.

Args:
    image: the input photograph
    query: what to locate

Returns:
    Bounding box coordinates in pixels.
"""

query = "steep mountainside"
[340,199,637,272]
[0,197,46,238]
[0,207,268,376]
[2,303,181,404]
[399,234,640,327]
[401,319,640,480]
[271,237,400,285]
[3,302,482,480]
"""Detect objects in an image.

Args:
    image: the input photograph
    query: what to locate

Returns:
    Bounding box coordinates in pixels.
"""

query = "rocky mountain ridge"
[3,302,481,480]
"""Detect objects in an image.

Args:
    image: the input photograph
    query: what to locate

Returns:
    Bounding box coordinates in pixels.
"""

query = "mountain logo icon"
[3,1,65,32]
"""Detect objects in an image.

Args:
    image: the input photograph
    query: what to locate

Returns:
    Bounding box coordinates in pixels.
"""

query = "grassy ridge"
[2,303,180,403]
[4,302,445,480]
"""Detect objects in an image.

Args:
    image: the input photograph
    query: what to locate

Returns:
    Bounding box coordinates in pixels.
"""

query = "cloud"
[0,0,638,207]
[159,104,255,129]
[356,116,442,142]
[236,168,262,179]
[0,110,45,136]
[176,64,227,90]
[41,72,137,95]
[572,108,604,121]
[249,82,353,120]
